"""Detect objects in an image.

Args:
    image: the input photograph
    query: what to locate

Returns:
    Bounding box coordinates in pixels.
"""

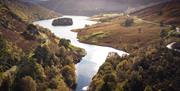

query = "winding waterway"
[34,16,128,91]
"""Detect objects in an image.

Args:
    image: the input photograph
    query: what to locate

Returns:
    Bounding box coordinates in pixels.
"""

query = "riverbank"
[73,1,180,90]
[74,0,180,53]
[88,37,180,91]
[75,13,180,91]
[0,2,86,91]
[34,16,128,91]
[75,14,163,53]
[86,12,180,55]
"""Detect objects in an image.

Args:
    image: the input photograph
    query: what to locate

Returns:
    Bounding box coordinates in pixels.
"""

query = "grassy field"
[75,0,180,53]
[76,15,163,53]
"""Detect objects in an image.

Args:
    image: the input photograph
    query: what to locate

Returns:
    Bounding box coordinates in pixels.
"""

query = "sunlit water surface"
[34,15,128,91]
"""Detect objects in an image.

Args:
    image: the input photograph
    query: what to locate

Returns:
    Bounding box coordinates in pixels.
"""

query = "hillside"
[0,1,85,91]
[38,0,167,16]
[131,0,180,26]
[73,0,180,91]
[75,0,180,53]
[4,0,60,22]
[89,44,180,91]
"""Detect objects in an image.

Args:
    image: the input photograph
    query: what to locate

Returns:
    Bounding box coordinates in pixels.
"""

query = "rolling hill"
[38,0,168,16]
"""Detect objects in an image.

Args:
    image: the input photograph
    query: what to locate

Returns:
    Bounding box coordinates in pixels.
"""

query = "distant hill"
[131,0,180,26]
[4,0,60,22]
[75,0,180,53]
[38,0,168,16]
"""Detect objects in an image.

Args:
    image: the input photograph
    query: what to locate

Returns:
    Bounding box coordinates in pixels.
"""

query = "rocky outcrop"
[52,18,73,26]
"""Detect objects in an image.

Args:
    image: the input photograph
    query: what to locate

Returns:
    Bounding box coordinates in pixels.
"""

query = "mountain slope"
[89,44,180,91]
[75,0,180,52]
[131,0,180,26]
[0,1,85,91]
[72,1,180,91]
[4,0,60,22]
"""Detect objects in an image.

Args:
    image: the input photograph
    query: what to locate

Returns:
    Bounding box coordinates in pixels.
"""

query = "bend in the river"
[34,15,128,91]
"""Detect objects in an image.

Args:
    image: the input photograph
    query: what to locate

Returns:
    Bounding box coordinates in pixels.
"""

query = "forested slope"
[0,1,84,91]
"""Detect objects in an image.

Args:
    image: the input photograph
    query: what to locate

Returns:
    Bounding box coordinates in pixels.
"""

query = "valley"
[0,0,179,91]
[73,0,180,91]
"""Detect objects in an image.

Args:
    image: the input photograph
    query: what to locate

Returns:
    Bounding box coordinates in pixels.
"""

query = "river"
[34,15,128,91]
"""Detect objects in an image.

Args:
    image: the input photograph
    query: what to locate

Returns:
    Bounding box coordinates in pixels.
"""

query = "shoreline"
[34,16,128,91]
[74,15,162,53]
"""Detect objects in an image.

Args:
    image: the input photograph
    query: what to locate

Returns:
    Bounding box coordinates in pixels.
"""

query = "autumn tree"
[33,46,50,64]
[100,73,117,91]
[18,76,37,91]
[0,34,6,58]
[144,85,153,91]
[59,39,71,48]
[61,65,76,88]
[124,18,134,27]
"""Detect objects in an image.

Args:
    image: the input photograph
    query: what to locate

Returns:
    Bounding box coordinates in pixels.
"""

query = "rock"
[52,18,73,26]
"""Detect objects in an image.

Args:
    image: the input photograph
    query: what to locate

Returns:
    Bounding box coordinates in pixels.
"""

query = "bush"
[124,18,134,27]
[100,73,117,91]
[63,56,74,66]
[56,46,67,58]
[103,73,117,83]
[168,30,180,37]
[124,71,143,91]
[160,29,167,38]
[59,39,71,48]
[0,35,6,57]
[27,24,36,32]
[61,65,76,88]
[17,76,37,91]
[98,62,113,75]
[49,77,69,91]
[21,24,39,40]
[144,85,153,91]
[33,46,50,64]
[34,63,46,80]
[158,11,163,16]
[17,60,35,78]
